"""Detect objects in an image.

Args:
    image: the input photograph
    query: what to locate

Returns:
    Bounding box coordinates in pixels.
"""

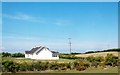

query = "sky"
[2,2,118,53]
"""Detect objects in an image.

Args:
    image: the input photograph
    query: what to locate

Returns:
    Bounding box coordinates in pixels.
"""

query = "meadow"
[2,51,119,73]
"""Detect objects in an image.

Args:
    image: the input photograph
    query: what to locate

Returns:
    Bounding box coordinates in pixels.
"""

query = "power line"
[68,38,71,54]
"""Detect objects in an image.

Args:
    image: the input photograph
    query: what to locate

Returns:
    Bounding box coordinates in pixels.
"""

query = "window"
[52,54,57,57]
[27,54,29,57]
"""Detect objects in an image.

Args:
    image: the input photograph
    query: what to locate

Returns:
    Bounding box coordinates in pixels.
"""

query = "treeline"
[2,52,25,57]
[59,54,85,60]
[70,48,120,54]
[84,48,120,54]
[2,53,118,73]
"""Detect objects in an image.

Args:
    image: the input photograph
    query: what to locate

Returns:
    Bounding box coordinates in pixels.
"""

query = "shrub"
[86,56,95,62]
[32,61,42,71]
[91,61,99,68]
[49,62,59,70]
[2,61,19,73]
[58,63,67,70]
[74,60,90,71]
[19,63,27,71]
[105,54,118,66]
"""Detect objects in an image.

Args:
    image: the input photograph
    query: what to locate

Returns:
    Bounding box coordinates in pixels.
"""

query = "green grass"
[2,57,76,63]
[82,66,118,73]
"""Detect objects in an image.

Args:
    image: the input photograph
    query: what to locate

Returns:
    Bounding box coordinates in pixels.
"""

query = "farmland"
[75,51,118,57]
[1,49,119,74]
[1,50,119,74]
[2,51,119,63]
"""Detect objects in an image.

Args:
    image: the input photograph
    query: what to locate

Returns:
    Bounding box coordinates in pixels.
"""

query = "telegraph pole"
[68,38,71,54]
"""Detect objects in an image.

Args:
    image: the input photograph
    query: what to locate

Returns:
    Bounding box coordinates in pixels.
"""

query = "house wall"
[31,48,59,60]
[25,54,33,58]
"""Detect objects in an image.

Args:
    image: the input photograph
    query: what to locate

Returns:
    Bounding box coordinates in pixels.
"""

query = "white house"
[25,46,59,60]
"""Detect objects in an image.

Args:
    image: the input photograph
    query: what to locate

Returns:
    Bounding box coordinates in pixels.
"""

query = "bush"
[58,63,67,70]
[74,60,90,71]
[19,63,27,71]
[91,61,99,68]
[32,61,42,71]
[105,54,118,67]
[2,61,19,73]
[49,62,59,70]
[86,56,95,62]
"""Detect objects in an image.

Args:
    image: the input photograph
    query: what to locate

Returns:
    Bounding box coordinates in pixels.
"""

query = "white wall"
[25,54,33,58]
[31,48,59,60]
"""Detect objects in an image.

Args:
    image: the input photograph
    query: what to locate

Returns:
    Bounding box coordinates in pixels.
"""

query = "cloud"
[3,13,46,24]
[3,12,71,27]
[0,46,6,51]
[54,20,70,26]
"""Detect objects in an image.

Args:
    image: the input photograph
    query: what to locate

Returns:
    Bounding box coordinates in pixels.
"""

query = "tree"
[2,52,11,57]
[12,53,25,57]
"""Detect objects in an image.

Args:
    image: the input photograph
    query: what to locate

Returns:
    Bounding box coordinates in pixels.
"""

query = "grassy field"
[2,51,118,63]
[2,57,76,63]
[81,66,118,73]
[75,51,118,57]
[2,51,119,73]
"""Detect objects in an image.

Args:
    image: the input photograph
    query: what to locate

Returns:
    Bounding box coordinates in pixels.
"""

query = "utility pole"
[68,38,71,54]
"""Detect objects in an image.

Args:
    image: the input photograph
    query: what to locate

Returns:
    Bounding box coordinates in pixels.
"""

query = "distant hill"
[75,51,118,57]
[72,48,119,57]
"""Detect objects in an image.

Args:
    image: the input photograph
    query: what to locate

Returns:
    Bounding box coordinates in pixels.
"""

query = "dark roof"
[51,51,59,54]
[25,46,59,54]
[30,46,41,54]
[36,47,45,54]
[25,51,31,54]
[25,46,41,54]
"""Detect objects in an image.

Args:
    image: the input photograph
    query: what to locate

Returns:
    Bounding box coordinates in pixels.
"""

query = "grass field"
[75,51,118,57]
[2,51,119,73]
[2,51,119,63]
[2,57,76,63]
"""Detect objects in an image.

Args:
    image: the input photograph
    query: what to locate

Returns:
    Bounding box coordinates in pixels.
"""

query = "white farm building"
[25,46,59,60]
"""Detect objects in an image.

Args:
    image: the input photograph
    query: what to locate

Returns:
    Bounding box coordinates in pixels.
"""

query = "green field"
[2,57,75,63]
[2,51,119,73]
